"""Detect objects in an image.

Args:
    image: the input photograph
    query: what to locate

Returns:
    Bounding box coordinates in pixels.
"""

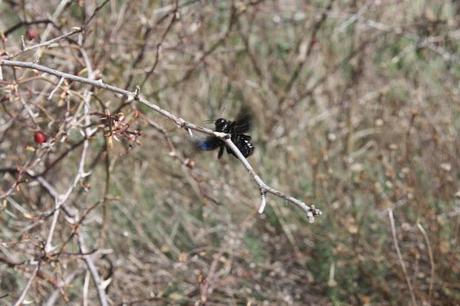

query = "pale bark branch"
[0,59,321,222]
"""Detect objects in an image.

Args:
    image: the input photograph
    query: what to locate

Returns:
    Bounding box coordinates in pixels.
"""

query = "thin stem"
[417,222,435,303]
[388,209,418,306]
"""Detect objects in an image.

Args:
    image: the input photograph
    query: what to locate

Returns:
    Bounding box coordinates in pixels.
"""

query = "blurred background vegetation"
[1,0,460,305]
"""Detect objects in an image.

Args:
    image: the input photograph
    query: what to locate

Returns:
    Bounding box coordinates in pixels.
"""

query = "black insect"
[196,111,255,159]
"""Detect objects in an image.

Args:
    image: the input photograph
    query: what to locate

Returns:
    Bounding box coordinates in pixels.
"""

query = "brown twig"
[7,27,82,59]
[3,19,58,37]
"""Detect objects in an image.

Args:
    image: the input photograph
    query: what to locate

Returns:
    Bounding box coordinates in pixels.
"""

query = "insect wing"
[195,136,221,151]
[232,113,252,134]
[218,146,225,159]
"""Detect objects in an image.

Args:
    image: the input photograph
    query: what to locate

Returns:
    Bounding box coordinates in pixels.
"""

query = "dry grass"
[1,0,460,305]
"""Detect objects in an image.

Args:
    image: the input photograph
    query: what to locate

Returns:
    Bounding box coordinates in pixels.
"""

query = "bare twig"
[78,234,109,306]
[43,128,93,252]
[84,0,110,27]
[34,0,72,60]
[44,269,83,306]
[0,59,321,222]
[278,0,335,107]
[13,261,41,306]
[48,77,65,100]
[8,27,81,59]
[44,46,95,253]
[223,138,320,221]
[83,270,90,306]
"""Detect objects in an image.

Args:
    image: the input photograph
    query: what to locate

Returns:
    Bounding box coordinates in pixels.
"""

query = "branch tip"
[258,190,267,214]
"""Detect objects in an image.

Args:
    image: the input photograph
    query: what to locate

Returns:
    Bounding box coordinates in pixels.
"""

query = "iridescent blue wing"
[195,136,221,151]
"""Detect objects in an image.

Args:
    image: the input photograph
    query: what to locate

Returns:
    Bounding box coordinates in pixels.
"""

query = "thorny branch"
[0,59,321,222]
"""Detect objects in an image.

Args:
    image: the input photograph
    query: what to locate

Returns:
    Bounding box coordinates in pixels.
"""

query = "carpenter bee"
[196,110,255,159]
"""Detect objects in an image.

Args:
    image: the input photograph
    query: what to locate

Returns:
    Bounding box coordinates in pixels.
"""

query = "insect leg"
[218,145,224,159]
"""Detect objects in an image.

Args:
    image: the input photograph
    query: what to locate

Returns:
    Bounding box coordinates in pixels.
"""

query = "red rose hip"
[26,28,39,41]
[34,131,47,144]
